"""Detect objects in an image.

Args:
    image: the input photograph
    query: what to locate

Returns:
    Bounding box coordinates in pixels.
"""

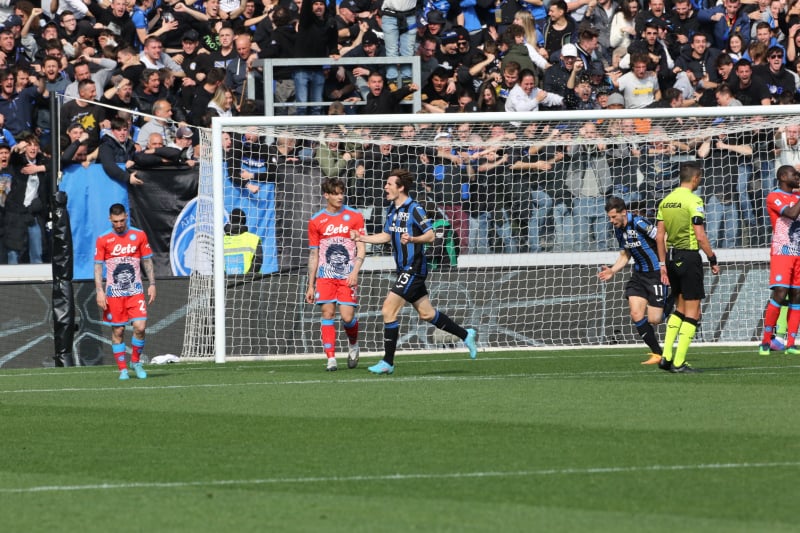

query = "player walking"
[656,162,719,373]
[306,177,366,371]
[759,165,800,355]
[599,197,671,364]
[352,168,478,374]
[94,204,157,380]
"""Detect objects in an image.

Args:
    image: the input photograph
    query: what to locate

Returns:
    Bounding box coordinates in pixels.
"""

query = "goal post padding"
[183,107,799,361]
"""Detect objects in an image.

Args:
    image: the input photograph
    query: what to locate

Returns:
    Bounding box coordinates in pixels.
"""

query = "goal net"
[183,106,800,362]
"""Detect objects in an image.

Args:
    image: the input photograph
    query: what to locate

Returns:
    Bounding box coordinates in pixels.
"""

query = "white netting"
[182,107,800,361]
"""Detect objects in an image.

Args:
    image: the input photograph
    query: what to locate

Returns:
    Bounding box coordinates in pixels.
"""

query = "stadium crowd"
[1,0,800,262]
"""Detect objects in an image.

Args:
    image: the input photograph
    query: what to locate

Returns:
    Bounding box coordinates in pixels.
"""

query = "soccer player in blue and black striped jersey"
[598,197,670,365]
[352,168,478,374]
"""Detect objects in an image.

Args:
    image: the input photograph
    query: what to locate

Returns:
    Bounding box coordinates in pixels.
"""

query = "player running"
[306,177,366,371]
[759,165,800,355]
[94,204,156,380]
[352,168,478,375]
[599,197,672,364]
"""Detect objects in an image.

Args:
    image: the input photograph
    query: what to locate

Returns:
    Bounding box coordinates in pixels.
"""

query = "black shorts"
[624,270,666,308]
[666,249,705,301]
[390,271,428,302]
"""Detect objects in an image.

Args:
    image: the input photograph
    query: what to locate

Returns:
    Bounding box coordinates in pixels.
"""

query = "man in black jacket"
[361,71,417,114]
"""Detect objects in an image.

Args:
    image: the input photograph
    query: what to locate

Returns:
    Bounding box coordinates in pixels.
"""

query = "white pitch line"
[2,461,799,494]
[2,364,800,395]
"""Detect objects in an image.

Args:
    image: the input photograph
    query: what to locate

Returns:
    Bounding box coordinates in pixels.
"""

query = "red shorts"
[770,255,800,288]
[315,278,358,306]
[104,294,148,325]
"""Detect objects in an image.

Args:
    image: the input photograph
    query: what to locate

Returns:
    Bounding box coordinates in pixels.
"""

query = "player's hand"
[660,265,670,286]
[147,285,156,304]
[347,272,358,287]
[400,233,411,244]
[598,265,614,281]
[96,291,107,311]
[305,286,315,304]
[350,229,361,241]
[711,264,720,275]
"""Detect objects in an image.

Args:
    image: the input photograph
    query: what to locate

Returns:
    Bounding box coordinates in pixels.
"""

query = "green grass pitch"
[1,347,799,532]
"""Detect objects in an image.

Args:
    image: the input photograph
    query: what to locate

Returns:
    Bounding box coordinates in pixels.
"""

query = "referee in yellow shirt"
[655,162,720,373]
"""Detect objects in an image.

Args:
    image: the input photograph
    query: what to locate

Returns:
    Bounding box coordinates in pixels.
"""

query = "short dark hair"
[605,196,627,213]
[679,161,703,183]
[321,176,346,195]
[388,168,414,195]
[109,203,127,216]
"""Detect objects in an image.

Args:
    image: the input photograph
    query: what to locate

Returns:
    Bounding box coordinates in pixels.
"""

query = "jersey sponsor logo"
[110,243,138,256]
[322,223,350,236]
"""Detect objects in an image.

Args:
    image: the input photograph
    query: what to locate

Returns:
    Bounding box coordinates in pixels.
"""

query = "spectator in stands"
[36,55,69,146]
[133,68,166,116]
[505,68,564,112]
[207,25,237,69]
[208,85,235,117]
[416,35,439,87]
[613,53,660,108]
[761,45,797,103]
[316,130,354,178]
[476,80,503,111]
[732,58,771,105]
[136,99,178,147]
[98,116,141,187]
[140,36,185,77]
[4,133,50,264]
[582,0,616,64]
[543,43,579,97]
[778,124,800,171]
[89,0,137,50]
[674,32,721,102]
[293,0,338,116]
[346,30,386,97]
[699,0,751,51]
[361,70,418,114]
[634,0,668,35]
[61,79,106,148]
[60,123,91,168]
[0,113,16,146]
[697,131,744,249]
[540,0,575,62]
[190,67,226,123]
[225,33,260,103]
[168,126,196,164]
[609,0,639,58]
[565,121,613,252]
[421,66,458,113]
[381,0,418,87]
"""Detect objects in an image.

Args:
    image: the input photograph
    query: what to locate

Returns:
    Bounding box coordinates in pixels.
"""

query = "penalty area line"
[2,461,799,494]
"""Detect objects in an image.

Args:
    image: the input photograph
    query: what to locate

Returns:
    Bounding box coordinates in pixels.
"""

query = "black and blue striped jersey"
[384,197,433,275]
[613,212,660,273]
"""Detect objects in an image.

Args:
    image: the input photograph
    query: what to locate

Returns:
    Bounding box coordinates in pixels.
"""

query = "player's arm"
[142,257,157,304]
[401,229,434,245]
[306,247,319,304]
[347,241,366,287]
[352,230,391,244]
[656,220,669,285]
[780,198,800,220]
[693,220,719,275]
[598,250,631,281]
[94,262,107,311]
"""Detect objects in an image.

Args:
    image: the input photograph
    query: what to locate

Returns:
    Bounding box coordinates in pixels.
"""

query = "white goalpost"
[183,106,800,362]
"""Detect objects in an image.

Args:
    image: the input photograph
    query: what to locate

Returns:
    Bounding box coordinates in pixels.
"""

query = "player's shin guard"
[634,317,662,355]
[131,337,145,363]
[113,343,127,371]
[430,310,467,340]
[383,321,399,365]
[342,317,358,345]
[761,299,783,345]
[784,303,800,348]
[662,311,685,362]
[321,318,336,358]
[673,317,698,368]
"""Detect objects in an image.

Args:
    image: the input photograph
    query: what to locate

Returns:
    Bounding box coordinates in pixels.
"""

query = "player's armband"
[691,216,705,225]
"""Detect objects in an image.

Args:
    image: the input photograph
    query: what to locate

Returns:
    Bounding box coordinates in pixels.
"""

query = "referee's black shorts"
[666,249,705,300]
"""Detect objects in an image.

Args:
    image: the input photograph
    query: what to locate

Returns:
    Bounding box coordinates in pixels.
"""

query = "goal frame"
[208,105,800,363]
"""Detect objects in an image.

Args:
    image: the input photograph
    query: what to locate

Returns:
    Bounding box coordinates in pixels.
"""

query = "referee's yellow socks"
[673,318,699,368]
[662,313,684,362]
